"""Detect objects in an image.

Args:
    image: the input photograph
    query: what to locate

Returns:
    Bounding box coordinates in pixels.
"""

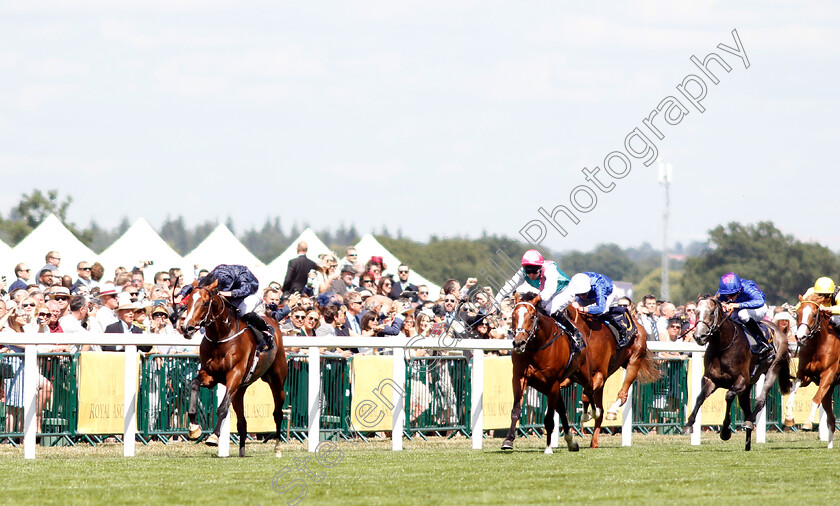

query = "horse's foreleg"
[502,373,526,450]
[555,390,578,453]
[543,403,556,455]
[720,389,737,442]
[737,390,754,452]
[590,387,604,449]
[821,385,836,449]
[188,371,213,440]
[785,378,802,427]
[231,388,247,457]
[685,377,715,435]
[266,375,287,458]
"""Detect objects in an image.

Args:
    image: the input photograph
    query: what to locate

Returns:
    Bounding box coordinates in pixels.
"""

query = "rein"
[698,298,738,352]
[190,288,244,345]
[512,301,539,348]
[797,300,821,344]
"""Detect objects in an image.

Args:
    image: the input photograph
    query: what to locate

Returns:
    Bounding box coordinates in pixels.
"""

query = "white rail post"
[123,345,137,457]
[308,347,321,452]
[819,406,829,442]
[755,374,766,444]
[217,383,231,457]
[621,371,633,447]
[471,349,484,450]
[23,345,37,460]
[392,351,406,451]
[690,351,702,446]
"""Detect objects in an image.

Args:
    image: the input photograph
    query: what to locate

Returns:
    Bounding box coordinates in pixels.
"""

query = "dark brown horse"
[686,296,791,451]
[501,292,582,453]
[179,279,288,457]
[566,305,660,448]
[783,297,840,447]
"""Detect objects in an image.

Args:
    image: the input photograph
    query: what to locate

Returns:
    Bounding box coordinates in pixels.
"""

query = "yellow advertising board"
[781,358,821,424]
[230,380,277,432]
[350,355,395,432]
[482,357,513,429]
[77,353,139,434]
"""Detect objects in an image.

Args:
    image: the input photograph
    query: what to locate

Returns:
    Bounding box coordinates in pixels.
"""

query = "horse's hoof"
[803,421,814,431]
[569,442,580,452]
[501,440,514,451]
[720,429,732,441]
[743,421,754,431]
[684,425,693,435]
[581,412,592,423]
[544,447,553,455]
[239,448,246,457]
[828,441,834,450]
[745,442,752,452]
[605,411,618,421]
[187,423,202,440]
[275,443,283,458]
[205,433,219,446]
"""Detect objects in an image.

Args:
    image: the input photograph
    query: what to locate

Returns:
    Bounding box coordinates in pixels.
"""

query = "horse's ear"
[513,292,520,304]
[533,295,541,305]
[207,279,220,294]
[191,279,198,288]
[798,294,803,302]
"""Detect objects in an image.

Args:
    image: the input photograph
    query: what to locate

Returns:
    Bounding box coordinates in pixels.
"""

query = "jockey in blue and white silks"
[716,272,772,359]
[550,272,632,347]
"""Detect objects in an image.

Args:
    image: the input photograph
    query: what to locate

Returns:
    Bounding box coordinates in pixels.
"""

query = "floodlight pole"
[659,161,672,301]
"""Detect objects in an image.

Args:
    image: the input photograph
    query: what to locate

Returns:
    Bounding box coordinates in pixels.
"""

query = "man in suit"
[103,296,151,351]
[329,264,357,296]
[389,263,419,299]
[282,241,318,295]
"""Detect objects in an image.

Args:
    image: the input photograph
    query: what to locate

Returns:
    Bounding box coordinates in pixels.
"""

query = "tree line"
[0,190,836,305]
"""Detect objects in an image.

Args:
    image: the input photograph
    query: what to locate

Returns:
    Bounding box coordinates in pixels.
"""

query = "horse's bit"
[511,301,539,348]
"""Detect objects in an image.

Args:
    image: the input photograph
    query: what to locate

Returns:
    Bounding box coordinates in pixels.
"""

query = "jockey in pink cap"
[495,249,583,349]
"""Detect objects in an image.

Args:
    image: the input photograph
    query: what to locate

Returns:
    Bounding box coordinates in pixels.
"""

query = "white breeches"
[737,304,768,323]
[238,293,261,314]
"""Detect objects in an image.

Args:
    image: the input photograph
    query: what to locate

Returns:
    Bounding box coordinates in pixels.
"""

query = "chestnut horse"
[501,292,582,453]
[783,297,840,447]
[179,279,288,457]
[686,296,791,451]
[565,305,660,448]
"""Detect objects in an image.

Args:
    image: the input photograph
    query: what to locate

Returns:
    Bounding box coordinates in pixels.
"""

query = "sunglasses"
[398,270,409,274]
[445,299,457,303]
[22,303,36,308]
[363,280,374,284]
[19,268,30,272]
[524,266,540,274]
[80,267,91,271]
[383,283,391,287]
[306,316,319,321]
[129,292,139,297]
[53,296,70,301]
[419,291,429,295]
[152,313,167,318]
[292,314,306,319]
[161,277,170,282]
[670,325,682,329]
[347,254,357,257]
[38,312,50,317]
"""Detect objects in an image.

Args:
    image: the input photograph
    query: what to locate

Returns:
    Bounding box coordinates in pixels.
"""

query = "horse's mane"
[803,292,829,303]
[518,292,548,316]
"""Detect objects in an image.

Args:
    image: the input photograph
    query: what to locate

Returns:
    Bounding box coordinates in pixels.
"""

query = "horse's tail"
[635,348,662,384]
[777,352,792,395]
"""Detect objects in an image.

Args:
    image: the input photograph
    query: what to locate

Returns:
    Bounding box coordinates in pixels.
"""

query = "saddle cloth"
[737,320,776,356]
[601,310,637,348]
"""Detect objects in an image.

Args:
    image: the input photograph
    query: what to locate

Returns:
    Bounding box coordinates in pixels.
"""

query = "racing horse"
[179,279,288,457]
[783,297,840,447]
[686,295,791,451]
[565,304,660,448]
[501,292,582,453]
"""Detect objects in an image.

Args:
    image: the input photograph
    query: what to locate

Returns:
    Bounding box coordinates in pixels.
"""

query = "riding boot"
[744,318,772,361]
[552,311,584,351]
[605,313,629,349]
[242,312,276,353]
[831,315,840,334]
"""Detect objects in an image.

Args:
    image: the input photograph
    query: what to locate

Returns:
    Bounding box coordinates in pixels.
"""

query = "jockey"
[179,264,275,353]
[495,250,582,347]
[716,272,772,360]
[550,271,631,347]
[803,277,840,331]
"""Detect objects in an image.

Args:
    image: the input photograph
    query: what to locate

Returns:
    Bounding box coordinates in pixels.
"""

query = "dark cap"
[341,264,356,274]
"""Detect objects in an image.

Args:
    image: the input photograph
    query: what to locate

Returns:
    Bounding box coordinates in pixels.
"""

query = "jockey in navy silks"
[495,249,583,348]
[716,272,772,360]
[179,264,275,353]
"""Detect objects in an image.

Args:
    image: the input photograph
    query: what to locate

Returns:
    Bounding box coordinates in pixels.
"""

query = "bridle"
[797,300,821,343]
[697,297,738,351]
[511,301,539,350]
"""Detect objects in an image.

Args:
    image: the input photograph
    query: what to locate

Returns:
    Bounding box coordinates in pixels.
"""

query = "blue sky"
[1,1,838,252]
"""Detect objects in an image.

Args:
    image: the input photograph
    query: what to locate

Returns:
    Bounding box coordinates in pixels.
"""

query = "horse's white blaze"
[183,292,201,325]
[797,305,813,339]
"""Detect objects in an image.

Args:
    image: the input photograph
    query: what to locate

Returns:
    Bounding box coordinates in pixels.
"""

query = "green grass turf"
[2,431,840,504]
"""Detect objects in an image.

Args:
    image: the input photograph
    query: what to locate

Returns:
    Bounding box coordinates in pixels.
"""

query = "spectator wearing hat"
[282,241,318,295]
[96,283,121,330]
[773,310,797,345]
[104,296,150,352]
[390,264,419,300]
[71,261,97,294]
[9,263,31,293]
[365,257,386,281]
[45,286,71,319]
[329,264,357,296]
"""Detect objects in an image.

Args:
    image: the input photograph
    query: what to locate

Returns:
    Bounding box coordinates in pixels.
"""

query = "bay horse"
[501,292,582,453]
[685,296,791,451]
[565,305,660,448]
[783,297,840,447]
[179,279,288,457]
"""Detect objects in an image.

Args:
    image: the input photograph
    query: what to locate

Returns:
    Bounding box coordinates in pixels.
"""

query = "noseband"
[190,288,224,332]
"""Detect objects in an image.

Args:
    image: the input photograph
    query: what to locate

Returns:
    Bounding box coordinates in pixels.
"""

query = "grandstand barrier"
[1,334,790,459]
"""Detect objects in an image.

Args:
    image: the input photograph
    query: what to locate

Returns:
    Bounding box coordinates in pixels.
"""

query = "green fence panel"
[405,356,470,436]
[632,359,687,434]
[728,379,783,430]
[518,383,582,435]
[284,354,352,441]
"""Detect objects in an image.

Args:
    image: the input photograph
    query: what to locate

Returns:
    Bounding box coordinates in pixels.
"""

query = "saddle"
[600,310,637,349]
[736,320,776,357]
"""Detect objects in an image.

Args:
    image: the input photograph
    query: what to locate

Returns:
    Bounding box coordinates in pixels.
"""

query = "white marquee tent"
[353,234,441,296]
[10,214,98,282]
[98,218,185,279]
[0,239,12,282]
[183,224,264,281]
[262,228,332,285]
